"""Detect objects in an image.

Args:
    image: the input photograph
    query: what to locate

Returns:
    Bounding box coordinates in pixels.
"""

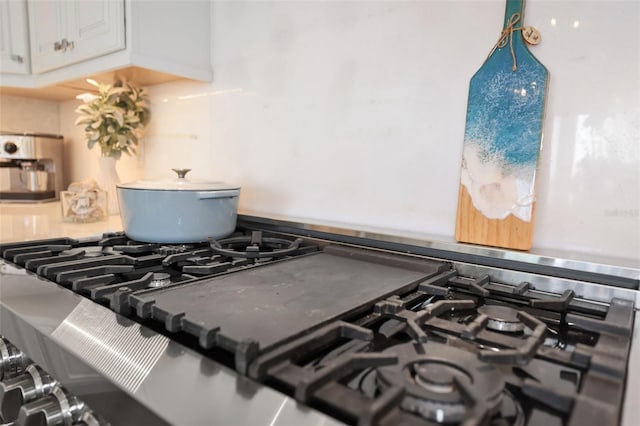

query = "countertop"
[0,201,123,243]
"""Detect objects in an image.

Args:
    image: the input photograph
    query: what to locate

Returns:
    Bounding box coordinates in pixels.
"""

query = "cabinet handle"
[10,54,23,63]
[53,39,75,52]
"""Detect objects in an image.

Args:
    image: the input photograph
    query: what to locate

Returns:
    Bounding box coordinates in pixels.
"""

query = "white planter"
[96,156,121,215]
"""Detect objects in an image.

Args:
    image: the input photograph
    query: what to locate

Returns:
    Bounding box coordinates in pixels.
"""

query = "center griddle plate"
[128,245,446,357]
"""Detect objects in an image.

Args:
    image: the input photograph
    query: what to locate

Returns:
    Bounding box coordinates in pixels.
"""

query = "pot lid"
[117,169,240,191]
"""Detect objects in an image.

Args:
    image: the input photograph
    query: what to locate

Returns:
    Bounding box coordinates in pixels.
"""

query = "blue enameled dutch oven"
[116,168,240,243]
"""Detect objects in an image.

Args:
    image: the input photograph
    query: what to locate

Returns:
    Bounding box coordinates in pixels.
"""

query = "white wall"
[54,1,640,262]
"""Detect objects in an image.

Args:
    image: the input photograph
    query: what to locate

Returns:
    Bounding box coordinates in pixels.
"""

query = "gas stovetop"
[0,219,638,426]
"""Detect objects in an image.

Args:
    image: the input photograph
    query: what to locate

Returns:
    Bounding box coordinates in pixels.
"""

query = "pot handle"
[197,190,239,200]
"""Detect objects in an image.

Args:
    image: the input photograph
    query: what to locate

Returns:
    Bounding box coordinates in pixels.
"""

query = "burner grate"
[243,265,634,426]
[210,230,307,259]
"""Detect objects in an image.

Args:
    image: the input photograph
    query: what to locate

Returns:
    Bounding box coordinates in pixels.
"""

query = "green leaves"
[74,79,151,159]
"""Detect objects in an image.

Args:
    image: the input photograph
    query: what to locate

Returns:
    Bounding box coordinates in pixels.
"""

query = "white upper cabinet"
[29,0,125,73]
[1,0,212,93]
[0,0,30,74]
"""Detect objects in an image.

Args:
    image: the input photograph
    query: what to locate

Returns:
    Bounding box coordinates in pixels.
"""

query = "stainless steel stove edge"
[237,214,640,293]
[0,261,343,426]
[622,313,640,426]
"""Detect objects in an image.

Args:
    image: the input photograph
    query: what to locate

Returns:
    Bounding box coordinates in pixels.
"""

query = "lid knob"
[172,168,191,179]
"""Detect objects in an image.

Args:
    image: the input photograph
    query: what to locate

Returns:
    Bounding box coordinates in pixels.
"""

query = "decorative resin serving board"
[455,0,549,250]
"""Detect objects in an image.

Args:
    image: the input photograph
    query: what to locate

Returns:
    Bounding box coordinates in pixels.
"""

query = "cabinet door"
[29,0,125,74]
[28,0,66,73]
[0,0,30,74]
[64,0,125,67]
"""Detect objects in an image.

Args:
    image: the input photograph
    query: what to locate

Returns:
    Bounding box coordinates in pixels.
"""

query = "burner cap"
[376,342,504,423]
[478,305,525,332]
[414,363,466,394]
[149,272,171,288]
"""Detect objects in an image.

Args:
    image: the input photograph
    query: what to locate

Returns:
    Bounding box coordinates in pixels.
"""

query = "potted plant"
[75,79,151,214]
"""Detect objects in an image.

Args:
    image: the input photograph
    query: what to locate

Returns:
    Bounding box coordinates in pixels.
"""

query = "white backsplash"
[16,1,640,261]
[0,95,59,134]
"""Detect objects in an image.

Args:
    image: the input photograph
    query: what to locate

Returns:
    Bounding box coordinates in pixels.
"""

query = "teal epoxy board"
[456,0,549,250]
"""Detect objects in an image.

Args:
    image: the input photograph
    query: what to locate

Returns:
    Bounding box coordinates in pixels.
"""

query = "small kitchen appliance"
[0,217,637,426]
[0,133,64,202]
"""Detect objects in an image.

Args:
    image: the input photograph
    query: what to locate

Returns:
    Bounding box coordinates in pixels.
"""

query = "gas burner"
[149,272,172,288]
[60,246,117,258]
[414,363,464,394]
[376,342,504,423]
[478,305,525,333]
[210,231,303,259]
[110,243,203,256]
[155,245,197,256]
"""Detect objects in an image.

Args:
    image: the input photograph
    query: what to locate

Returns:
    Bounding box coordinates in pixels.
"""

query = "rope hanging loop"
[487,13,523,71]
